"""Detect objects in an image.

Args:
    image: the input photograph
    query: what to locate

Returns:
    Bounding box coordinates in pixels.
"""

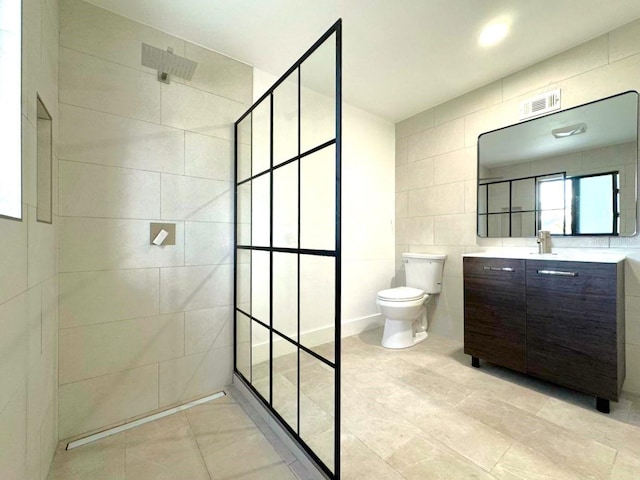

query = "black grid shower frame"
[477,171,567,237]
[233,20,342,480]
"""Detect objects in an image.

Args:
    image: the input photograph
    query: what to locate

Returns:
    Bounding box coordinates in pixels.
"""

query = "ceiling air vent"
[519,89,561,120]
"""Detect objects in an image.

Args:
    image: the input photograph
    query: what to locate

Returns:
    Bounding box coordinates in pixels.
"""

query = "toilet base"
[381,318,428,349]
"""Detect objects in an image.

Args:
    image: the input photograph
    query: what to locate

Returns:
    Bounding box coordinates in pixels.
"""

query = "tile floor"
[48,328,640,479]
[337,328,640,479]
[47,389,307,480]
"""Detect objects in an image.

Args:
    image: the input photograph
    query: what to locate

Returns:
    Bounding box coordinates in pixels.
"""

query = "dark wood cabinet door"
[526,260,619,400]
[464,257,526,372]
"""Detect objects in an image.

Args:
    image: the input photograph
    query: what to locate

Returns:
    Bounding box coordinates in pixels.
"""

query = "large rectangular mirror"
[477,91,638,237]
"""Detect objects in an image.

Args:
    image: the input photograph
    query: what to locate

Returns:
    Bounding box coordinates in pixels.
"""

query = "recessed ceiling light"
[478,21,509,47]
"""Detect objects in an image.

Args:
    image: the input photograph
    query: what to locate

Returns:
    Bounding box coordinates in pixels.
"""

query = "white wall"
[0,0,60,478]
[396,18,640,394]
[252,69,396,352]
[56,0,252,439]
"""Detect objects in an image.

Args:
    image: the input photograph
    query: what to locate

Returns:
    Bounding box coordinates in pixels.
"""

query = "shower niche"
[234,21,341,478]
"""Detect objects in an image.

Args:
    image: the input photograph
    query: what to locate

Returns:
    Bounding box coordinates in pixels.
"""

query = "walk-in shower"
[233,20,342,478]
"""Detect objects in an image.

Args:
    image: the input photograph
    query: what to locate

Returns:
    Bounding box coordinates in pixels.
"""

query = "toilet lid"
[377,286,425,302]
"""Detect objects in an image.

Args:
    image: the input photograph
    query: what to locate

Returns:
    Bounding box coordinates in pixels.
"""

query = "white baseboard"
[251,313,384,364]
[341,312,384,337]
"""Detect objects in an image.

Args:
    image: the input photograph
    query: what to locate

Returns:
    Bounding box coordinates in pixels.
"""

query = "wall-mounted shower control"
[150,223,176,245]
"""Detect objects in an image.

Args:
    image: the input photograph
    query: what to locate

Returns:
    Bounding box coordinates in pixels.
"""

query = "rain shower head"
[141,43,198,84]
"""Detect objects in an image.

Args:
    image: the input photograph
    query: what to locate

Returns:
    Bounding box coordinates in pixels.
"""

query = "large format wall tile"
[396,217,434,246]
[464,98,519,147]
[408,183,465,217]
[27,206,56,288]
[396,157,434,192]
[161,174,231,222]
[0,213,28,305]
[559,52,640,110]
[60,47,161,123]
[39,402,57,480]
[433,81,502,126]
[59,269,159,328]
[433,214,477,246]
[395,108,434,140]
[55,0,256,441]
[160,264,232,313]
[184,306,233,355]
[185,222,232,266]
[609,18,640,63]
[433,147,476,186]
[185,131,232,181]
[60,0,185,74]
[158,346,232,407]
[160,82,246,139]
[41,276,58,355]
[59,161,161,219]
[59,313,184,384]
[26,285,43,372]
[502,36,608,100]
[0,387,28,479]
[59,217,184,272]
[407,118,464,162]
[0,293,28,414]
[626,345,640,393]
[626,296,640,346]
[185,42,253,104]
[58,364,159,439]
[58,104,185,174]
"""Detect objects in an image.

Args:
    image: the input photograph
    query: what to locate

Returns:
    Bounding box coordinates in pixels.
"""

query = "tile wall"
[395,18,640,394]
[57,0,252,438]
[0,0,60,478]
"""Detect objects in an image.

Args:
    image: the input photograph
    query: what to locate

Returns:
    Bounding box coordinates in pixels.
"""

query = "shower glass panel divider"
[233,20,342,479]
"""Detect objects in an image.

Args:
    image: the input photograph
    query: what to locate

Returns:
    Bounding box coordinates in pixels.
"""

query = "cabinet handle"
[537,269,578,277]
[483,266,515,272]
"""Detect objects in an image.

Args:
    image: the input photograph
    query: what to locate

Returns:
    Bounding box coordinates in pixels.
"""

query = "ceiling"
[85,0,640,123]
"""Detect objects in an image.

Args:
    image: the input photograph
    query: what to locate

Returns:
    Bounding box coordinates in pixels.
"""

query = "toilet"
[377,253,446,349]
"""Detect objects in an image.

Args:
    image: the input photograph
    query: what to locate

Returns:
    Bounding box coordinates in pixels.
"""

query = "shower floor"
[46,389,307,480]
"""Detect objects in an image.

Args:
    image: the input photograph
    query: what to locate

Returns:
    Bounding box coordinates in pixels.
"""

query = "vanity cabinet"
[463,258,526,372]
[463,255,625,413]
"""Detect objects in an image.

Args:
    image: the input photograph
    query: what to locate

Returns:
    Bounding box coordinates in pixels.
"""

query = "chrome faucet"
[537,230,552,254]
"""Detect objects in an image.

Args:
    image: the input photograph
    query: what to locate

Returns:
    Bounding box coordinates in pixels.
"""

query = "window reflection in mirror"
[477,91,638,237]
[538,172,618,235]
[0,0,22,220]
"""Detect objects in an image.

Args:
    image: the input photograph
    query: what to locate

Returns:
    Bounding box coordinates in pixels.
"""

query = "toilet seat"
[377,286,426,302]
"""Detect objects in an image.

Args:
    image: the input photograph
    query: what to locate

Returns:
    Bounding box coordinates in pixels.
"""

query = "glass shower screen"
[233,20,342,478]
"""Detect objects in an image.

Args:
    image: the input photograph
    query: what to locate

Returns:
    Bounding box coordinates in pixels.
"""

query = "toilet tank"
[403,253,446,293]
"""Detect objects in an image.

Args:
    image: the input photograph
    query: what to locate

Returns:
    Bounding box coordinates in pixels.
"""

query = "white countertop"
[463,251,626,263]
